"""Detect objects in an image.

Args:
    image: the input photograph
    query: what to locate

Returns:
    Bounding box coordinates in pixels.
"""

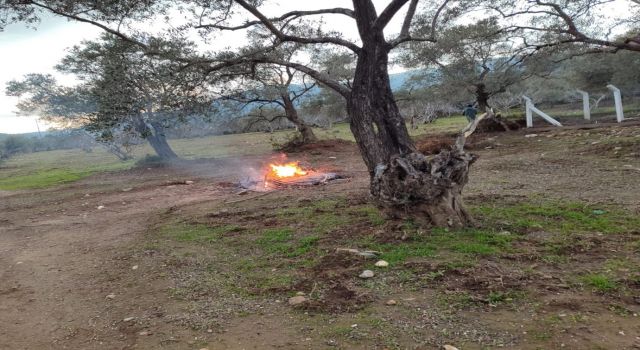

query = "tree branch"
[233,0,361,53]
[373,0,409,32]
[196,8,355,30]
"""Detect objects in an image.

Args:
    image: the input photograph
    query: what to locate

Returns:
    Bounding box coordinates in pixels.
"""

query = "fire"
[269,162,307,178]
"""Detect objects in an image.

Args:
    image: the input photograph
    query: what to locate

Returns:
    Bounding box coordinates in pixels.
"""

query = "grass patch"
[474,200,640,234]
[581,274,619,292]
[161,222,241,243]
[353,205,386,226]
[256,228,321,258]
[360,228,512,264]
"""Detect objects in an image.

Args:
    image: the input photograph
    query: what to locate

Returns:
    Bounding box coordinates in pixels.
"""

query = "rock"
[335,248,380,258]
[385,299,397,305]
[123,317,135,322]
[358,250,381,258]
[295,291,306,296]
[524,134,538,138]
[131,265,139,270]
[374,260,389,267]
[288,296,307,306]
[443,345,459,350]
[122,188,133,192]
[185,180,194,185]
[97,205,105,210]
[359,270,375,279]
[138,331,151,336]
[106,294,116,300]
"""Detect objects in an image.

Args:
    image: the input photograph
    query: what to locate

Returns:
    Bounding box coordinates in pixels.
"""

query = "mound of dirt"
[476,115,523,133]
[416,134,456,155]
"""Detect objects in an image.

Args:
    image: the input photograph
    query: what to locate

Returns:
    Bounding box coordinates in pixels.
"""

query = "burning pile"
[239,160,343,191]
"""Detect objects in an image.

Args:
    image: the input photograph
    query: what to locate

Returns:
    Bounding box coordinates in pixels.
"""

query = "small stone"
[524,134,538,138]
[97,205,105,210]
[122,188,133,192]
[359,270,375,278]
[350,324,358,328]
[138,331,151,336]
[288,296,307,306]
[198,348,209,350]
[16,261,23,265]
[106,294,116,300]
[131,265,139,270]
[207,329,213,333]
[296,291,306,296]
[443,345,459,350]
[374,260,389,267]
[185,180,195,185]
[386,299,397,305]
[123,317,135,322]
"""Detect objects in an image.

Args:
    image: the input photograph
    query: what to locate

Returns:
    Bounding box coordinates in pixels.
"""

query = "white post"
[530,105,563,127]
[576,89,590,121]
[606,84,624,123]
[523,96,533,128]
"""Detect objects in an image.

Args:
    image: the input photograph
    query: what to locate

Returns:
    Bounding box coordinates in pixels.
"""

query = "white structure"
[523,96,562,128]
[606,84,624,123]
[576,89,591,121]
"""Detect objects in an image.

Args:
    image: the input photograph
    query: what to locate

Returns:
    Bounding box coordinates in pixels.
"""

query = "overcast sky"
[0,17,102,133]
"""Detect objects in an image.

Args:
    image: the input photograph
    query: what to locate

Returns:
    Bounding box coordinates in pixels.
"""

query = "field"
[2,114,640,349]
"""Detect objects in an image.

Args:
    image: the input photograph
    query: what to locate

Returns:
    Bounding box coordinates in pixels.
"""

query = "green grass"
[0,161,132,190]
[474,200,640,235]
[256,227,321,258]
[580,274,619,292]
[360,228,513,264]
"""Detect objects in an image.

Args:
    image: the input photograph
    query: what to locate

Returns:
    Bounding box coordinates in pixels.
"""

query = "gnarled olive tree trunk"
[133,115,178,160]
[282,93,317,144]
[475,83,490,113]
[347,2,477,227]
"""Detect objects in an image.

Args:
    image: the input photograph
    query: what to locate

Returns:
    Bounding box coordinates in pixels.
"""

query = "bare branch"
[196,8,355,30]
[233,0,361,53]
[389,0,449,48]
[373,0,410,32]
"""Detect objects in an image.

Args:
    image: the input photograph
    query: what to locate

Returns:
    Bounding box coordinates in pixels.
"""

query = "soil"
[2,122,640,349]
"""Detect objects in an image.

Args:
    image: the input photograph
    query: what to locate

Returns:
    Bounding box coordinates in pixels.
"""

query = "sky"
[0,16,101,133]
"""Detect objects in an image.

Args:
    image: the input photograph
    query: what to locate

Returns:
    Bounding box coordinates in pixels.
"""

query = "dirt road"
[0,168,233,349]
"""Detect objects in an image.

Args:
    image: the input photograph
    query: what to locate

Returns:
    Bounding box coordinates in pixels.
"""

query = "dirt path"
[0,169,231,350]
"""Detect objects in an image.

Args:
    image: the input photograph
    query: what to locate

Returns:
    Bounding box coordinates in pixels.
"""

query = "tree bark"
[133,115,178,160]
[347,0,476,227]
[148,121,178,159]
[282,93,318,144]
[475,83,490,113]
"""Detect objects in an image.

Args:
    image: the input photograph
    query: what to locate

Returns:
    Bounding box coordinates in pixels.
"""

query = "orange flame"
[269,162,307,178]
